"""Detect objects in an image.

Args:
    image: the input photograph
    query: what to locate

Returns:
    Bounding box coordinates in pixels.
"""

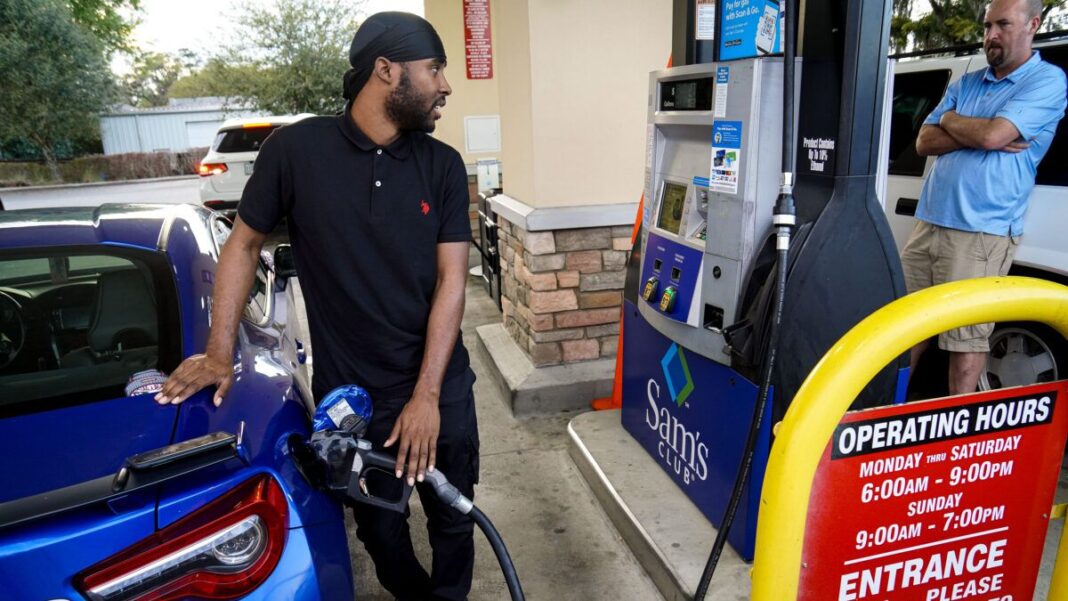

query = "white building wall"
[100,107,265,155]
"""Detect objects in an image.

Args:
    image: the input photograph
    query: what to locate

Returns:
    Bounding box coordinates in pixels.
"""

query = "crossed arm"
[915,111,1028,157]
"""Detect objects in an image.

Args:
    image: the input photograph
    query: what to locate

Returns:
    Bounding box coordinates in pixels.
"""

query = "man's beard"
[386,70,441,133]
[985,42,1005,67]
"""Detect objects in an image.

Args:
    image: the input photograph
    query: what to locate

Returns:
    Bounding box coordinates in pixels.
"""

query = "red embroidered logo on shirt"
[420,200,430,215]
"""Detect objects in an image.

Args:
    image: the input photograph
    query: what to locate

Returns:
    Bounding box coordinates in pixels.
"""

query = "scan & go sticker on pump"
[798,381,1068,601]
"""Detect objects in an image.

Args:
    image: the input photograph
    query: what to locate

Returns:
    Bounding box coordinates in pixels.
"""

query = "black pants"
[351,385,480,601]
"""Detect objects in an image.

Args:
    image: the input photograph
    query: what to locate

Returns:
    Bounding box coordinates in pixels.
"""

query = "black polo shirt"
[238,106,472,401]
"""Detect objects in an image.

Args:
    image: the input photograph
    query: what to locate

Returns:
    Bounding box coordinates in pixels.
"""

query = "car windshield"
[213,126,280,153]
[0,247,181,414]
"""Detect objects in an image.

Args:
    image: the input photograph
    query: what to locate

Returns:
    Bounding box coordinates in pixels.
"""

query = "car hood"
[0,394,177,503]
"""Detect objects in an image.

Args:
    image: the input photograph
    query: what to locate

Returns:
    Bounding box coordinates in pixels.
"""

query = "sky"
[115,0,424,72]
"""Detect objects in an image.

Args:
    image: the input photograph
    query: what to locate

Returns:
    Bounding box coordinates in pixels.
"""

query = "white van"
[883,38,1068,390]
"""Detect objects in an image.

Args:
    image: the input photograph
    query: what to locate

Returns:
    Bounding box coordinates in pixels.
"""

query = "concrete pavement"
[0,176,199,210]
[343,277,664,600]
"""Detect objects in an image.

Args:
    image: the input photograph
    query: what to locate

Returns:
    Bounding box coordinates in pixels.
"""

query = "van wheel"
[979,323,1067,390]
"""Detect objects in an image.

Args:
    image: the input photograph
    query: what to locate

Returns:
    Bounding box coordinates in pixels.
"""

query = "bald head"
[984,0,1041,76]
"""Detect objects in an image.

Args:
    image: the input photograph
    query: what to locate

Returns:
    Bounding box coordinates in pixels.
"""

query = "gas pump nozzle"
[307,430,415,513]
[294,388,523,597]
[294,385,525,600]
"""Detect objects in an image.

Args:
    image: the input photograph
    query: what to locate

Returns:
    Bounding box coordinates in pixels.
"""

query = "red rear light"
[76,475,288,601]
[198,163,228,177]
[203,200,227,209]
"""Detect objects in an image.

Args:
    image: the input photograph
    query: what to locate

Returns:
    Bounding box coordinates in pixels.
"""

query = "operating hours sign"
[799,381,1068,601]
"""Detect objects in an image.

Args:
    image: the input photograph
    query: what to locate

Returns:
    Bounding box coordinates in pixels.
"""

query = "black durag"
[343,12,447,101]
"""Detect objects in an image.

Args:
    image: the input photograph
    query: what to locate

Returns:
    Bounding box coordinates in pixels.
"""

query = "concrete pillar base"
[475,323,613,416]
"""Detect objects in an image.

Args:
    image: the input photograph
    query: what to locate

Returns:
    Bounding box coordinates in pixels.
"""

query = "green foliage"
[174,0,365,114]
[0,0,117,180]
[891,0,1067,52]
[122,50,196,107]
[169,58,260,100]
[67,0,141,54]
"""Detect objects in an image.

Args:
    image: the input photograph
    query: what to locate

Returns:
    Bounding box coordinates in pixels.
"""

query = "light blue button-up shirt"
[917,51,1066,236]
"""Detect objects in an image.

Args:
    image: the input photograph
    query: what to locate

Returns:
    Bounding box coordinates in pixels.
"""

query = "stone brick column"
[496,216,634,367]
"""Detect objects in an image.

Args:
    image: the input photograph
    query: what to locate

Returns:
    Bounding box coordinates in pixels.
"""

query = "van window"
[888,69,952,177]
[1035,46,1068,187]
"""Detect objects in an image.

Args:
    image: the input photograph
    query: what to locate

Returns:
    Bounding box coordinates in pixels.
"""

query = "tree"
[66,0,139,54]
[197,0,366,115]
[891,0,1067,52]
[170,57,260,100]
[0,0,116,181]
[123,50,195,107]
[67,0,141,54]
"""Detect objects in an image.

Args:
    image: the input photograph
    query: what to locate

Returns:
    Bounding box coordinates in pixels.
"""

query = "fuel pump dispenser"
[619,0,907,564]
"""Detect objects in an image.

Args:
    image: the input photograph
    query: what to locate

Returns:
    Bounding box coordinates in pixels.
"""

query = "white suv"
[884,39,1068,390]
[198,115,314,216]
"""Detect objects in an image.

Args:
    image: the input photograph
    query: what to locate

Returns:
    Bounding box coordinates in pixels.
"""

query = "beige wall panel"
[526,0,670,208]
[430,0,670,208]
[423,0,503,165]
[496,0,537,202]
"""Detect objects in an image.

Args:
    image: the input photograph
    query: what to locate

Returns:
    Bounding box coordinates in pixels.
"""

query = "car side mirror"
[274,244,297,280]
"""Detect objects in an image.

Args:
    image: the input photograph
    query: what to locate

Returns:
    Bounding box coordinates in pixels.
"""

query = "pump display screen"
[659,77,714,111]
[657,183,687,235]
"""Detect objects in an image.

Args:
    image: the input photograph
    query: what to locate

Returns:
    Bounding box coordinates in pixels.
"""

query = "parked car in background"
[198,115,313,217]
[884,36,1068,391]
[0,204,349,600]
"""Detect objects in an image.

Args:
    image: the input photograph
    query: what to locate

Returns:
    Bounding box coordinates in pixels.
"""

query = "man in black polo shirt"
[155,12,479,601]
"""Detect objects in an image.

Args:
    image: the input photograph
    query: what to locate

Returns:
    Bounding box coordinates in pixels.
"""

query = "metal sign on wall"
[799,381,1068,601]
[463,0,493,80]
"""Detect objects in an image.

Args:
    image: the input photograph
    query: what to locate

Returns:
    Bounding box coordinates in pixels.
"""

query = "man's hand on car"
[384,389,441,486]
[155,354,234,406]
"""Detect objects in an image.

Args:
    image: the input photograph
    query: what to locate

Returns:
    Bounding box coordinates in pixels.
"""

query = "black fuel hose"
[470,506,524,601]
[424,470,525,601]
[693,0,797,597]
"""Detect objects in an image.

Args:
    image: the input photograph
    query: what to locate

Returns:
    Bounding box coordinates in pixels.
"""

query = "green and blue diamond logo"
[660,343,694,406]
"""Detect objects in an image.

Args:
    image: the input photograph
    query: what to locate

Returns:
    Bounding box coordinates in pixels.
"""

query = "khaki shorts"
[900,222,1018,353]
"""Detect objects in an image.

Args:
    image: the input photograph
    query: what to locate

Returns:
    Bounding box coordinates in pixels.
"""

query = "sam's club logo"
[660,343,694,406]
[645,343,708,485]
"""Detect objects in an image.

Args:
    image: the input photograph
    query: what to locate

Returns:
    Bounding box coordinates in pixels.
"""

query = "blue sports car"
[0,204,353,600]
